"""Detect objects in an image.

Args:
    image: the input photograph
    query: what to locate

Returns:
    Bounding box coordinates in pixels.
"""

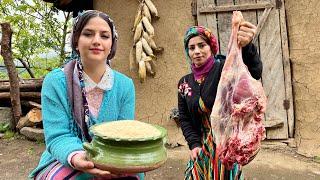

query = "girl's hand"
[190,147,202,161]
[71,152,120,178]
[237,21,257,47]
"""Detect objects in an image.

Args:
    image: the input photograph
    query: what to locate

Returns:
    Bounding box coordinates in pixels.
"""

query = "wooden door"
[197,0,294,139]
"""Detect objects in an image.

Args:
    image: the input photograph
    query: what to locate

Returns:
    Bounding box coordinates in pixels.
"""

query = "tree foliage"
[0,0,72,78]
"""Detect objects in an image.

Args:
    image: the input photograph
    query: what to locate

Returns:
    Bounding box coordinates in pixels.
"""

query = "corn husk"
[138,60,146,83]
[144,56,154,62]
[129,46,136,71]
[142,17,154,37]
[145,61,155,77]
[142,4,152,22]
[141,37,154,56]
[135,40,143,63]
[143,31,157,49]
[132,4,143,31]
[133,22,143,44]
[145,0,159,18]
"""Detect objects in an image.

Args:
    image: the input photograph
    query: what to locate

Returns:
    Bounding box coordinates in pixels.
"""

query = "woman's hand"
[237,21,257,47]
[71,152,121,178]
[190,147,202,161]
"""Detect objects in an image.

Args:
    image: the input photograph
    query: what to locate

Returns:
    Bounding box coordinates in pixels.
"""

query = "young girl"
[29,10,143,180]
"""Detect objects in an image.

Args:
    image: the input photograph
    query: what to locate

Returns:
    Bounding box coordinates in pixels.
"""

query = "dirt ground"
[0,136,319,180]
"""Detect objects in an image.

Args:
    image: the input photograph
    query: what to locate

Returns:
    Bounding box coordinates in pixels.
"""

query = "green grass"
[3,130,15,139]
[0,123,20,139]
[0,122,10,133]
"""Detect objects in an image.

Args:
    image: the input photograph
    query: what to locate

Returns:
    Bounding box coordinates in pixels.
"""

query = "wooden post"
[1,23,22,130]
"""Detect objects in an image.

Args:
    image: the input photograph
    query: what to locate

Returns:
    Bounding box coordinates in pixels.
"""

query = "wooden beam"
[252,7,272,44]
[279,0,294,138]
[264,119,284,128]
[199,2,274,13]
[0,81,43,92]
[0,92,41,99]
[0,78,43,83]
[21,101,42,109]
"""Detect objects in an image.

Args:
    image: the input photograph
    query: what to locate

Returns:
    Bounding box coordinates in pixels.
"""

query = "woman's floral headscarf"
[184,26,219,63]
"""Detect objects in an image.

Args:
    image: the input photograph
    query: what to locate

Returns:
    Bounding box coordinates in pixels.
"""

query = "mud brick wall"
[285,0,320,156]
[94,0,193,145]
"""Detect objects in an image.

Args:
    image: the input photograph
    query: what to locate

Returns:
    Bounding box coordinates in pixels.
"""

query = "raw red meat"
[210,11,267,170]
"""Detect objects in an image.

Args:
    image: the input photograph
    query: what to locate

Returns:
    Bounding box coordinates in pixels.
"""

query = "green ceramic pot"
[83,124,167,174]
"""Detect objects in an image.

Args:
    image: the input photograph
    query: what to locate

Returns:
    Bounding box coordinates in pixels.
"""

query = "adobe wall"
[94,0,193,145]
[94,0,320,156]
[285,0,320,156]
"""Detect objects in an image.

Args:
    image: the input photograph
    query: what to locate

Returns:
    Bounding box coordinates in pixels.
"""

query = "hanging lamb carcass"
[210,11,267,170]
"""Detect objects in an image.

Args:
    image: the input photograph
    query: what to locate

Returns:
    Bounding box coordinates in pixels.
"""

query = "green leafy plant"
[0,122,10,133]
[3,130,15,139]
[0,0,72,78]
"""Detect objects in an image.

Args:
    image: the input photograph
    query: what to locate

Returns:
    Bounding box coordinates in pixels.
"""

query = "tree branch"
[17,58,35,78]
[1,22,22,130]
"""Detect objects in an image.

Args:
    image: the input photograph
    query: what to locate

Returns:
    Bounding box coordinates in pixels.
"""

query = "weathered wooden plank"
[257,0,288,139]
[279,0,294,138]
[199,1,274,13]
[21,101,42,109]
[264,118,284,128]
[197,0,218,39]
[235,0,259,47]
[197,0,208,27]
[216,0,234,55]
[0,78,43,83]
[252,7,272,44]
[0,92,41,99]
[204,0,218,38]
[0,82,43,92]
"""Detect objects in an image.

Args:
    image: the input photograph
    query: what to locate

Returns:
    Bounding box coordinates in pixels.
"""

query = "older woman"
[178,23,262,179]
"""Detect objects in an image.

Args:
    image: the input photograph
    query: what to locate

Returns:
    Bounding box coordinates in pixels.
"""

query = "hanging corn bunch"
[130,0,163,83]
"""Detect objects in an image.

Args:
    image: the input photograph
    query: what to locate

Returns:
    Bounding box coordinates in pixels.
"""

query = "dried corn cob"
[132,4,143,31]
[142,4,152,22]
[138,61,146,82]
[130,0,161,82]
[141,51,147,60]
[142,16,154,37]
[133,22,143,44]
[145,0,159,18]
[144,56,154,62]
[141,37,154,56]
[142,31,157,49]
[135,40,143,63]
[129,47,136,71]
